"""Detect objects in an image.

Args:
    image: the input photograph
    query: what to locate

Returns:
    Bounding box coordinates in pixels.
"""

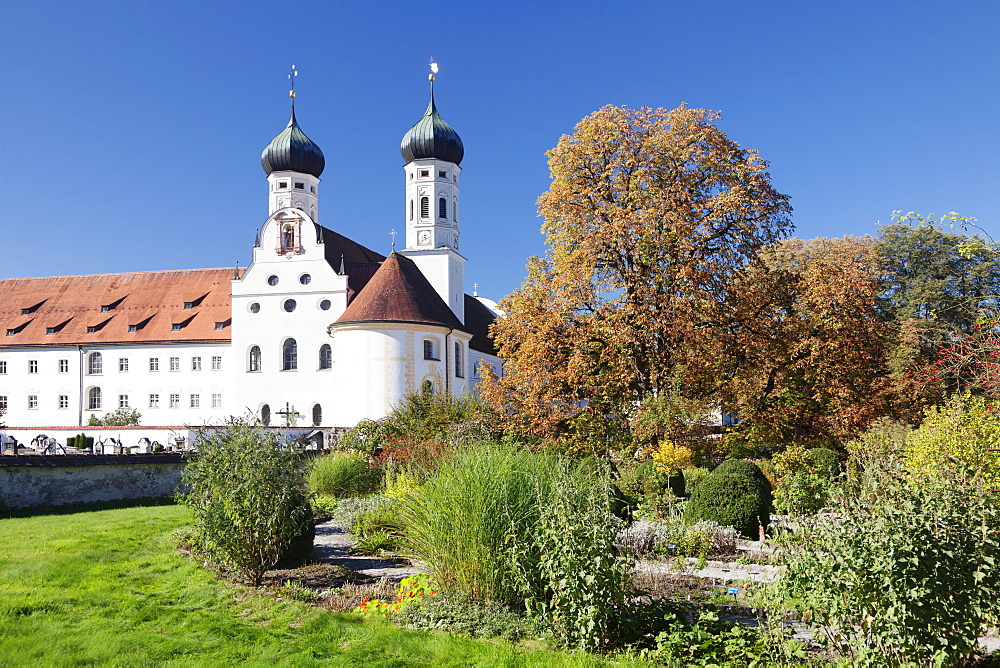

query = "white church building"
[0,69,503,438]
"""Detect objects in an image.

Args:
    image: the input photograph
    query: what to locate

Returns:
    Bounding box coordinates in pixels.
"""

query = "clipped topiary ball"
[684,473,769,539]
[712,459,773,507]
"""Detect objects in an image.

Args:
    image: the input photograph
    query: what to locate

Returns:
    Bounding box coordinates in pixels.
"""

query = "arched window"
[87,352,103,375]
[438,197,447,219]
[453,197,457,222]
[249,346,261,372]
[420,196,429,218]
[260,403,271,426]
[454,342,464,378]
[409,199,414,221]
[87,387,102,410]
[312,403,322,427]
[319,344,332,370]
[282,338,298,370]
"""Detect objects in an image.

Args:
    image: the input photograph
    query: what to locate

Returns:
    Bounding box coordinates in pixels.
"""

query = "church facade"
[0,70,503,435]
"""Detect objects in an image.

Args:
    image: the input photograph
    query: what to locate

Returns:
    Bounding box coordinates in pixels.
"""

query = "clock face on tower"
[417,230,431,246]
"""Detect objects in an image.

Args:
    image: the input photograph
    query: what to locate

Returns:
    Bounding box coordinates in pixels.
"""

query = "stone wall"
[0,455,185,509]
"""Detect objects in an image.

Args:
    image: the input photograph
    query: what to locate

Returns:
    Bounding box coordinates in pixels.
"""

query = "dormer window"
[100,296,126,313]
[183,294,207,310]
[171,323,182,331]
[183,302,194,309]
[21,300,45,315]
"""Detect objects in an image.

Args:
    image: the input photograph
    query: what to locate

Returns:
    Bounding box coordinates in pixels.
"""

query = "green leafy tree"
[180,419,312,585]
[87,407,142,426]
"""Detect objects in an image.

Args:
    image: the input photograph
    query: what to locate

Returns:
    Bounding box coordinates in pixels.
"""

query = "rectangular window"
[28,360,38,374]
[28,395,38,409]
[0,361,6,374]
[211,393,222,408]
[169,393,179,408]
[278,181,288,189]
[59,359,69,373]
[183,301,194,309]
[214,322,226,330]
[294,181,304,189]
[169,357,180,371]
[119,358,129,372]
[211,355,222,370]
[423,339,438,360]
[149,394,159,408]
[191,356,202,371]
[129,325,138,332]
[0,396,6,411]
[419,169,429,177]
[119,394,129,408]
[190,394,200,409]
[149,357,159,372]
[58,395,69,409]
[454,342,464,378]
[438,170,447,178]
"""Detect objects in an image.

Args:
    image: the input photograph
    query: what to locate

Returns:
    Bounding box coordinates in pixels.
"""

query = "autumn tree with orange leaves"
[483,105,792,452]
[719,236,897,444]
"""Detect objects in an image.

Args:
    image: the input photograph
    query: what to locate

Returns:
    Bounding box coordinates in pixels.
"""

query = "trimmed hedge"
[685,460,773,539]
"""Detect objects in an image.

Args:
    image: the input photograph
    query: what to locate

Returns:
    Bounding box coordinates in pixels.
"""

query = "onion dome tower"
[399,60,466,323]
[261,65,323,223]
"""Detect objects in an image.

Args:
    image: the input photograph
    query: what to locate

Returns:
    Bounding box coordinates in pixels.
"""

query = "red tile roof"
[0,268,234,347]
[334,253,463,329]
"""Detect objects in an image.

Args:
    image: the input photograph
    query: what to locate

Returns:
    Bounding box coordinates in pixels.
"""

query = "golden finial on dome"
[288,64,298,98]
[428,58,438,82]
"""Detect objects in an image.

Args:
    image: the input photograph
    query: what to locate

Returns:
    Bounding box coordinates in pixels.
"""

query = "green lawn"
[0,501,636,666]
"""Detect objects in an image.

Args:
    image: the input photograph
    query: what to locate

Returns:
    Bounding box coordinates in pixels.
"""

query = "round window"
[299,273,312,285]
[283,299,297,313]
[319,299,331,311]
[249,302,260,313]
[267,275,279,286]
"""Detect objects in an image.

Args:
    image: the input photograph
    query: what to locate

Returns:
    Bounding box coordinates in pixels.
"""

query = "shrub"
[773,471,829,516]
[684,472,770,539]
[616,518,737,560]
[681,467,711,495]
[328,495,391,532]
[180,419,313,585]
[780,455,1000,665]
[520,462,631,651]
[904,394,1000,490]
[616,460,683,513]
[807,447,840,479]
[308,451,380,497]
[86,407,142,426]
[395,595,543,641]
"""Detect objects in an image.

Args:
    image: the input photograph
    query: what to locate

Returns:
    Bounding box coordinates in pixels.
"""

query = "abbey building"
[0,70,503,434]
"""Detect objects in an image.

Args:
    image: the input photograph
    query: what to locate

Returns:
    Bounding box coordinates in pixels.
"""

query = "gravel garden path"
[311,521,422,581]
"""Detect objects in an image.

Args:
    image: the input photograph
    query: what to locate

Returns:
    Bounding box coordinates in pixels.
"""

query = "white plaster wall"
[230,208,350,428]
[400,249,466,324]
[0,343,230,428]
[329,324,476,425]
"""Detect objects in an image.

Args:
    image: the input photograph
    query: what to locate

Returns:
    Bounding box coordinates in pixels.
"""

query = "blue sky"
[2,1,998,299]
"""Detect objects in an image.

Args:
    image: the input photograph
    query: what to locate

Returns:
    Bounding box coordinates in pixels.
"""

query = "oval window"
[299,274,312,285]
[267,275,279,286]
[249,302,260,313]
[283,299,297,313]
[319,299,331,311]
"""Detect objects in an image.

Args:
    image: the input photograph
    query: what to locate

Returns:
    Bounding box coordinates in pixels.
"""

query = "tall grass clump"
[398,442,632,650]
[397,442,552,605]
[308,451,380,497]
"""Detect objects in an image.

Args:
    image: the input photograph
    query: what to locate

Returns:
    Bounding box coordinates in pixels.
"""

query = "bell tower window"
[438,197,447,219]
[420,197,429,219]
